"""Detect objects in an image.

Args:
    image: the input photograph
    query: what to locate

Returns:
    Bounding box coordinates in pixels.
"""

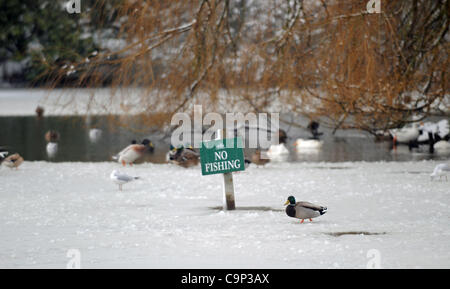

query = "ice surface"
[0,161,449,268]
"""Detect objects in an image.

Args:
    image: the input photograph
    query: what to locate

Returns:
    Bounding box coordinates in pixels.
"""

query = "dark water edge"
[0,115,448,163]
[0,115,168,163]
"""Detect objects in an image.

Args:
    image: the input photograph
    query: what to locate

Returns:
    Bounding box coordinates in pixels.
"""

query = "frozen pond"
[0,161,449,268]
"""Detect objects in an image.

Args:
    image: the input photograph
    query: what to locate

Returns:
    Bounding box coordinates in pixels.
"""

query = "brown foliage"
[47,0,449,134]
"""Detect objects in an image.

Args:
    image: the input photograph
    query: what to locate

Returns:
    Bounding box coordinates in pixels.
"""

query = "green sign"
[200,137,245,176]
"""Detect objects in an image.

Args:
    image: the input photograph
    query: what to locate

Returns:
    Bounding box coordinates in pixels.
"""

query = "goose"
[284,196,327,223]
[110,170,139,191]
[430,163,450,181]
[167,145,200,168]
[113,139,154,166]
[2,153,24,169]
[250,149,270,166]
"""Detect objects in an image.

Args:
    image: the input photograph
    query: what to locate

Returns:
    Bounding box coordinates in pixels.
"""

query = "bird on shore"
[110,170,140,191]
[167,145,200,168]
[113,139,154,166]
[430,163,450,181]
[2,153,24,169]
[284,196,327,223]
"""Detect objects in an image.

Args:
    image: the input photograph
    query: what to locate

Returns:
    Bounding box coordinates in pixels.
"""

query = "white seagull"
[430,164,450,181]
[110,170,140,191]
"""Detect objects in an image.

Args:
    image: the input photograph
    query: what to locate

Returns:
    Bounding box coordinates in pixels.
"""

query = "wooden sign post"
[200,130,244,210]
[222,172,235,210]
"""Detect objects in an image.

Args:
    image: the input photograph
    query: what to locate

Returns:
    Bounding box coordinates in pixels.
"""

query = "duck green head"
[284,196,296,205]
[170,144,183,151]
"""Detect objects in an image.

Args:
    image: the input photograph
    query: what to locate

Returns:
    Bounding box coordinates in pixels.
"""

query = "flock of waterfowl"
[389,119,450,154]
[1,112,449,223]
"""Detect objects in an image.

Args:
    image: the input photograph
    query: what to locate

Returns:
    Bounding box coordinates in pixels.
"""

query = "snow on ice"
[0,160,449,268]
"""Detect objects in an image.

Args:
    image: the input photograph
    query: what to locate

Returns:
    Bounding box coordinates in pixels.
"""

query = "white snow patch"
[0,161,449,268]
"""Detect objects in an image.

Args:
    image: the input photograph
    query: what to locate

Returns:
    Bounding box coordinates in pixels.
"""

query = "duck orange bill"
[284,200,290,205]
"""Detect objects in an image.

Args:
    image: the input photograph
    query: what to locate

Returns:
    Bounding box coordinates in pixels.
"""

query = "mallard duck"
[284,196,327,223]
[113,139,154,166]
[110,170,139,191]
[45,130,60,142]
[141,139,154,153]
[431,163,450,181]
[250,149,270,166]
[2,153,24,169]
[167,145,200,168]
